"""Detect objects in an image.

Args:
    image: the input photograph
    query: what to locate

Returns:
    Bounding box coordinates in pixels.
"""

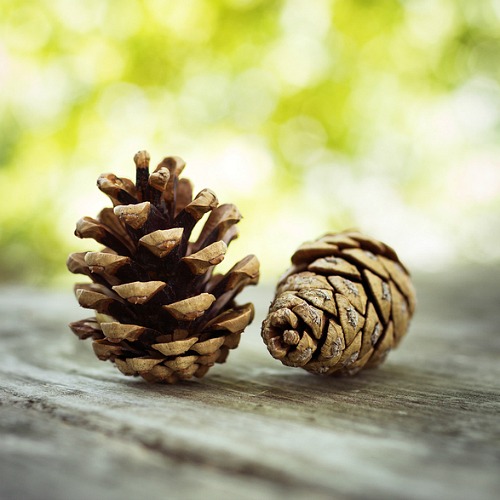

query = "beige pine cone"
[261,232,416,376]
[68,151,259,384]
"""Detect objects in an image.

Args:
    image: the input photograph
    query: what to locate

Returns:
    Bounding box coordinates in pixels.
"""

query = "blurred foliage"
[1,0,500,285]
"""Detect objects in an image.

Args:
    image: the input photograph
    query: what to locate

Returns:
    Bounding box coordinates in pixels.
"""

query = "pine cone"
[67,151,259,383]
[261,232,415,376]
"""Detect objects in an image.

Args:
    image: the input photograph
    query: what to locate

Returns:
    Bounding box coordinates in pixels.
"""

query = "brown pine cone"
[68,151,259,383]
[261,232,416,376]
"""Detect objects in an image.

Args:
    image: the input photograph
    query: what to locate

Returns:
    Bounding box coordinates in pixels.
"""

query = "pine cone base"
[261,232,415,376]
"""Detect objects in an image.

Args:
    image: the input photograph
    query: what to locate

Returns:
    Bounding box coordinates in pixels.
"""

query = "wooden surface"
[1,267,499,500]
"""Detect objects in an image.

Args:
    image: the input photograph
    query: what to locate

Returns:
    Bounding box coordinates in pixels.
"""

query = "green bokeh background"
[1,0,500,285]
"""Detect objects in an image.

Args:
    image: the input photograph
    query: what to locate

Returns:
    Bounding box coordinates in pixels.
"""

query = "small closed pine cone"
[68,151,259,383]
[261,232,416,376]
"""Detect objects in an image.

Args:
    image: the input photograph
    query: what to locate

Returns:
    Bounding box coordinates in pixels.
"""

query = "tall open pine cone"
[68,151,259,383]
[262,232,416,376]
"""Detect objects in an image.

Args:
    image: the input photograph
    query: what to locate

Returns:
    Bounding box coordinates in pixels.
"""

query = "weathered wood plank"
[1,267,499,500]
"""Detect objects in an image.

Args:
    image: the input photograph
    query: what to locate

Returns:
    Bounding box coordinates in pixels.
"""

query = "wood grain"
[1,267,499,500]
